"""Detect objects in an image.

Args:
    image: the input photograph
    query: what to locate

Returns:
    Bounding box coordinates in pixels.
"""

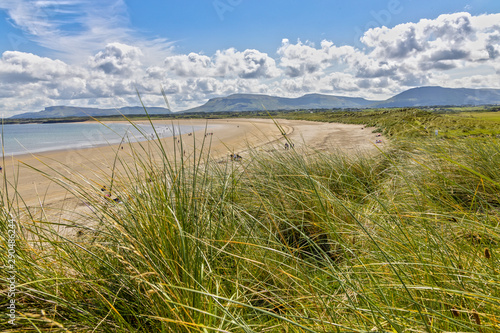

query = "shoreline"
[1,119,286,208]
[1,119,216,159]
[1,118,383,216]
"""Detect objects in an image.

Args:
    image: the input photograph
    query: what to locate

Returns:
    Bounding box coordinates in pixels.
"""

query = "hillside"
[374,86,500,108]
[11,106,171,119]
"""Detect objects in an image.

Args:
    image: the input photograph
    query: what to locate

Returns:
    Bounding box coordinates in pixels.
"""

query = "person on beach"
[230,153,242,161]
[284,143,289,150]
[101,185,112,197]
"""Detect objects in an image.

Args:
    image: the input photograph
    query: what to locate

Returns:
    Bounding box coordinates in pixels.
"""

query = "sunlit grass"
[1,114,500,332]
[454,111,500,122]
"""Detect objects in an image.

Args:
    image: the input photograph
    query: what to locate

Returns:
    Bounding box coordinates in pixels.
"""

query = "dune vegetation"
[1,108,500,332]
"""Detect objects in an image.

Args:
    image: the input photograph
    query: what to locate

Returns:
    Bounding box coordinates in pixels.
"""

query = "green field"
[453,111,500,122]
[1,108,500,332]
[269,107,500,138]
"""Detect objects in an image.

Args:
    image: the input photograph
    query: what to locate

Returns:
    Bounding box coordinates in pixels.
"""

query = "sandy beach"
[1,118,383,221]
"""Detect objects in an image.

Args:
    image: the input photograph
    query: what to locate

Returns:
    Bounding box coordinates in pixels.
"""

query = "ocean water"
[0,122,204,156]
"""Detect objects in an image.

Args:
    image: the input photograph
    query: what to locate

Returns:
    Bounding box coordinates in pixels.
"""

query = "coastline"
[2,119,213,158]
[1,118,382,219]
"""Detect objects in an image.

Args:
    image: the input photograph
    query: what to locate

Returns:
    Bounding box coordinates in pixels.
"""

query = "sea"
[0,122,205,156]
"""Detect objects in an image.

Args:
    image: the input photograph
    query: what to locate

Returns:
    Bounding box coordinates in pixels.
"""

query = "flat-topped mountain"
[11,106,171,119]
[183,93,378,113]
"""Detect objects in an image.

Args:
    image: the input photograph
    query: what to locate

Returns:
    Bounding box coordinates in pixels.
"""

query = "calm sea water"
[0,122,204,156]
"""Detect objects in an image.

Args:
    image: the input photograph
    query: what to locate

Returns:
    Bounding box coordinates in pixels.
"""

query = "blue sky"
[0,0,499,115]
[125,0,495,54]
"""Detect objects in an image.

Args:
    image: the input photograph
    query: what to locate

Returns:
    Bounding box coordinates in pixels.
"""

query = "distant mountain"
[10,87,500,119]
[11,106,171,119]
[374,86,500,108]
[183,93,378,113]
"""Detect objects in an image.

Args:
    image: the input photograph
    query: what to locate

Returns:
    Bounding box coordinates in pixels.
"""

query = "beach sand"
[1,118,383,225]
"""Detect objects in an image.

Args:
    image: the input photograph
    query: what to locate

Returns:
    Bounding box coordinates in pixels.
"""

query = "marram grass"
[1,124,500,332]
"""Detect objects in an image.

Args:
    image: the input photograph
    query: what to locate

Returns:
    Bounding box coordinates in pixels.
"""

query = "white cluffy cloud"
[274,12,500,97]
[164,48,280,79]
[89,43,143,76]
[1,12,500,115]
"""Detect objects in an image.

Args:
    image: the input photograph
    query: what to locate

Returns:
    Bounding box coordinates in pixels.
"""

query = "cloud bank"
[1,12,500,115]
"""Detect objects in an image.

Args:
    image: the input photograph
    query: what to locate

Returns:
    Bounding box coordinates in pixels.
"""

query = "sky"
[0,0,499,116]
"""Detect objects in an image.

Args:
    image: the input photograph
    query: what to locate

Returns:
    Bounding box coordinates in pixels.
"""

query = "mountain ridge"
[11,106,172,119]
[183,93,378,113]
[10,86,500,119]
[373,86,500,108]
[183,87,500,113]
